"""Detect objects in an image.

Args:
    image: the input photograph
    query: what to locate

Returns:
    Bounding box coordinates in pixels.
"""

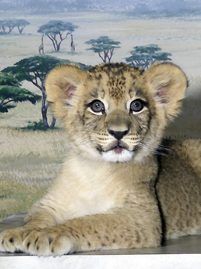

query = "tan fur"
[157,139,201,239]
[0,62,200,256]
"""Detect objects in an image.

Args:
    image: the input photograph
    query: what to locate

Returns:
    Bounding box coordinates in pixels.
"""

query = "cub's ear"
[143,63,188,120]
[45,65,87,118]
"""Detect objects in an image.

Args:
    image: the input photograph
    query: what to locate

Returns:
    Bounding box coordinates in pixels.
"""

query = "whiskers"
[95,134,114,146]
[138,140,171,157]
[96,133,143,152]
[155,144,171,156]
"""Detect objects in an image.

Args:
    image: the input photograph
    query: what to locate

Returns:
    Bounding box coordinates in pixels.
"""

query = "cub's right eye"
[87,100,105,115]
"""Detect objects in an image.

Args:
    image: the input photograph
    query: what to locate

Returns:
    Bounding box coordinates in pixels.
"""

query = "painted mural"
[0,0,201,221]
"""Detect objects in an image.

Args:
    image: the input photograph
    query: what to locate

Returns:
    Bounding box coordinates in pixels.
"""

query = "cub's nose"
[108,129,129,140]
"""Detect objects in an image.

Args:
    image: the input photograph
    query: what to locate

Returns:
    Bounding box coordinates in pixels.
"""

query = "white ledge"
[1,254,201,269]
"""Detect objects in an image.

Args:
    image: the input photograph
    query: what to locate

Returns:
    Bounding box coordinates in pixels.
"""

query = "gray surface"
[0,214,201,256]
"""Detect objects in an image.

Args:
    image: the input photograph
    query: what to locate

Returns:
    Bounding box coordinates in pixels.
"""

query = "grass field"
[0,127,67,220]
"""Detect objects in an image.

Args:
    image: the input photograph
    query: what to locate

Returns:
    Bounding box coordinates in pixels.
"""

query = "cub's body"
[158,139,201,239]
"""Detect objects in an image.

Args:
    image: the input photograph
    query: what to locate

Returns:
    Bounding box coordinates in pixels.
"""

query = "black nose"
[108,129,129,140]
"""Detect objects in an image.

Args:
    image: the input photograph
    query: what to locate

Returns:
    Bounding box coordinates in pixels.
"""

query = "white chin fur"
[102,149,133,163]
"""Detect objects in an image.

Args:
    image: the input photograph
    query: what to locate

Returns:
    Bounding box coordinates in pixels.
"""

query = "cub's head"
[45,63,187,163]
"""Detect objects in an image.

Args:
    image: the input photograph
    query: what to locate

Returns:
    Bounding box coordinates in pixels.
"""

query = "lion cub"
[0,62,200,256]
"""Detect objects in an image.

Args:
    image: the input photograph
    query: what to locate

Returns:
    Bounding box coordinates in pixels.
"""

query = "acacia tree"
[15,19,30,34]
[86,36,121,63]
[0,20,15,33]
[0,19,30,34]
[0,72,40,113]
[125,44,172,69]
[3,56,63,128]
[38,20,77,52]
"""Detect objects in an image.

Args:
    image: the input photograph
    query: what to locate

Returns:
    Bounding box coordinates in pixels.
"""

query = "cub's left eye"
[130,99,145,113]
[88,99,105,114]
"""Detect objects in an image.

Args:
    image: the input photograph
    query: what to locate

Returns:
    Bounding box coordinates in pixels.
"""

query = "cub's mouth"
[96,140,141,162]
[112,145,125,154]
[97,141,131,154]
[107,142,129,154]
[98,141,135,162]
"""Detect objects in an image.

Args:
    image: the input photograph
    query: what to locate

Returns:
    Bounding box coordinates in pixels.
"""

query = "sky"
[1,0,201,14]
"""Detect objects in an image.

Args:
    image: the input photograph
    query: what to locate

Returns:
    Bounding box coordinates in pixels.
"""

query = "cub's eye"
[130,99,145,113]
[88,99,105,114]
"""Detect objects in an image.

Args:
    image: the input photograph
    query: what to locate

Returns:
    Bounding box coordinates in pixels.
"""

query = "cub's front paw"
[0,227,25,253]
[22,229,76,256]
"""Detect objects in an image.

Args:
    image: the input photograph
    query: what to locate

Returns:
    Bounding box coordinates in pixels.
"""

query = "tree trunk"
[54,34,61,51]
[103,51,108,63]
[98,52,106,63]
[56,42,61,51]
[52,41,57,51]
[41,87,49,129]
[18,26,24,34]
[41,105,49,129]
[70,34,75,52]
[41,86,57,129]
[8,26,15,33]
[108,48,114,63]
[50,116,56,128]
[47,34,57,52]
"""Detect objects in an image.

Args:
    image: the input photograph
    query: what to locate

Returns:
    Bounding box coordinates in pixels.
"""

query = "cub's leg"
[0,181,161,254]
[0,210,57,253]
[0,157,160,255]
[0,210,161,256]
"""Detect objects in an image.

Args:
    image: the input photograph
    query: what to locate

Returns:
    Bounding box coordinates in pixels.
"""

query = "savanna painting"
[0,0,201,251]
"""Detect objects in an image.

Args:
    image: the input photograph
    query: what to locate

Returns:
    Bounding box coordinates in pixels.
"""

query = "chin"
[101,149,134,163]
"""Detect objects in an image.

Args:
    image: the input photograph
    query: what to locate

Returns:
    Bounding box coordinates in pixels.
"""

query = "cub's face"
[46,63,187,163]
[76,68,150,162]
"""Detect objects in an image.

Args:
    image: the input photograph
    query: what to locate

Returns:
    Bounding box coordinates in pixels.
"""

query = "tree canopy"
[0,72,20,87]
[3,56,88,91]
[3,56,63,86]
[3,56,63,127]
[38,20,78,52]
[86,36,121,63]
[125,44,172,69]
[0,72,40,113]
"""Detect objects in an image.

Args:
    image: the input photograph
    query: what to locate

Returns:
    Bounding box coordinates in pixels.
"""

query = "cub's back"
[157,139,201,239]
